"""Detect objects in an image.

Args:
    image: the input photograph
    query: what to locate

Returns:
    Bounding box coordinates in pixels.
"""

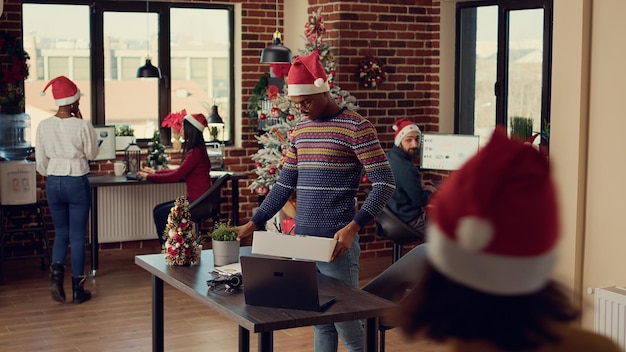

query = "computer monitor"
[420,133,480,171]
[93,125,117,161]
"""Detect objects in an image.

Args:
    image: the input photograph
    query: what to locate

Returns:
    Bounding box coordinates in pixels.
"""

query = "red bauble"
[328,82,334,89]
[361,175,369,183]
[257,186,269,196]
[255,162,262,168]
[268,168,276,175]
[287,114,294,121]
[259,113,267,120]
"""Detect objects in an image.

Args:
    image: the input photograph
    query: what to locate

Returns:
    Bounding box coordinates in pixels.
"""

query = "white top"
[35,116,99,177]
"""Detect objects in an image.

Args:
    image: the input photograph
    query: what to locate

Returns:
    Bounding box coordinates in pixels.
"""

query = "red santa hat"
[426,128,559,295]
[392,118,421,146]
[184,113,207,132]
[41,76,81,106]
[287,52,330,96]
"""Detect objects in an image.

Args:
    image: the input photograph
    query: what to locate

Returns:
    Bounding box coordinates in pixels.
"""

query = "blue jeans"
[314,234,363,352]
[153,200,174,247]
[46,175,91,277]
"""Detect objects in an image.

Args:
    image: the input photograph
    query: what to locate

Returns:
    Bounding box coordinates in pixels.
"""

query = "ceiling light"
[137,0,161,78]
[260,0,292,63]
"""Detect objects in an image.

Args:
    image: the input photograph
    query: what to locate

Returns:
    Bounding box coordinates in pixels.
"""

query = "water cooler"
[0,112,36,205]
[0,160,37,205]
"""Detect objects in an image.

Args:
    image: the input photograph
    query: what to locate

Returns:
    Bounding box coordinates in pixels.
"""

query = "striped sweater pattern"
[252,108,395,238]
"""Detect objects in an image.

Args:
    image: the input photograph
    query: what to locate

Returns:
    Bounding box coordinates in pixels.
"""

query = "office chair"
[189,173,231,233]
[361,244,428,352]
[374,206,425,263]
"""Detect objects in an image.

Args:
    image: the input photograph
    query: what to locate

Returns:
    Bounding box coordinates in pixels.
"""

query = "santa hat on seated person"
[184,113,207,132]
[392,118,421,146]
[41,76,81,106]
[287,51,330,97]
[426,128,559,296]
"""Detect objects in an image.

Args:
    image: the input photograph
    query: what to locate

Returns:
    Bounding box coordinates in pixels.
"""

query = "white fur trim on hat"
[427,222,557,295]
[287,81,330,97]
[53,90,81,106]
[184,114,206,132]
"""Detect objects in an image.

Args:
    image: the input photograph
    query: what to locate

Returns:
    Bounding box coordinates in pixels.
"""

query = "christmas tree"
[249,8,358,195]
[163,196,201,266]
[146,130,170,169]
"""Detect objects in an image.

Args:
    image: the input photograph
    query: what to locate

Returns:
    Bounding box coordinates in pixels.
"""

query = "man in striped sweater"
[237,52,395,352]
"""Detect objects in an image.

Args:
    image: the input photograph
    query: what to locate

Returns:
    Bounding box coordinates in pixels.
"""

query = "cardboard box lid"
[251,231,337,262]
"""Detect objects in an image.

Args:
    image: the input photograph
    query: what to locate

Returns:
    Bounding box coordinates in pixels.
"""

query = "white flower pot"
[212,240,240,267]
[115,136,134,151]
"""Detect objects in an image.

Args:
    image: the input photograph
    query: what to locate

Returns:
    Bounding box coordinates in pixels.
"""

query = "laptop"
[240,255,336,311]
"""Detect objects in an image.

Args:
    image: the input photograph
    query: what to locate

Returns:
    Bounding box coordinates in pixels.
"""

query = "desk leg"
[152,275,164,352]
[238,326,250,352]
[364,317,379,352]
[258,332,273,352]
[89,188,99,277]
[232,179,239,226]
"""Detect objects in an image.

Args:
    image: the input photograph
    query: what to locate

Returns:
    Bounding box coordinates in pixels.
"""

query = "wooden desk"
[88,171,248,276]
[135,249,393,352]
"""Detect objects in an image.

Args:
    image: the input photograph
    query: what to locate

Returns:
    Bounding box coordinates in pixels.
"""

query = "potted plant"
[115,125,135,151]
[510,116,534,141]
[209,221,239,266]
[161,109,187,150]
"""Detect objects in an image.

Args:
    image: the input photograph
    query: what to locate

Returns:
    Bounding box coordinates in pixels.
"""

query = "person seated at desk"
[136,113,212,248]
[385,118,437,235]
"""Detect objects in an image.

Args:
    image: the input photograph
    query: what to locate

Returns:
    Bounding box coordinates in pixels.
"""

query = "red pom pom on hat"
[426,128,559,295]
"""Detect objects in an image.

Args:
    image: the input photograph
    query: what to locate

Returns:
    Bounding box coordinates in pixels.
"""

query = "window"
[22,1,234,145]
[455,0,552,148]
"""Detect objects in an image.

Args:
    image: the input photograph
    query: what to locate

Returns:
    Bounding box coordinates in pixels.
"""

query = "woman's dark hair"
[181,119,206,162]
[393,262,580,351]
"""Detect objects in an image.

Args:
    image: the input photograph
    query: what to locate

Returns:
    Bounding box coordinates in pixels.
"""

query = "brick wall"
[2,0,441,260]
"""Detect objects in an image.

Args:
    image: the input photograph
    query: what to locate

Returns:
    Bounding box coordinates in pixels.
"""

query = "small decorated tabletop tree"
[146,130,169,170]
[164,196,201,266]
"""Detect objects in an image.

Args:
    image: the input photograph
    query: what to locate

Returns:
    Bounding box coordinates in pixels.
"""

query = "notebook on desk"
[240,255,336,311]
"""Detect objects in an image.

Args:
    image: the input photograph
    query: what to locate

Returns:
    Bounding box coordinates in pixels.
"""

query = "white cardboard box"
[251,231,337,262]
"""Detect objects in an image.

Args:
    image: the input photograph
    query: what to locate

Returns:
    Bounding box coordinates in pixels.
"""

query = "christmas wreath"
[357,56,386,88]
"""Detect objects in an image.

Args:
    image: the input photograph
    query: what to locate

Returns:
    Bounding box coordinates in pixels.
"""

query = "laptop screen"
[420,133,480,171]
[240,255,335,311]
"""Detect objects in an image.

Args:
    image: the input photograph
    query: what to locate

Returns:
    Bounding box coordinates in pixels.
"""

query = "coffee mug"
[114,162,126,176]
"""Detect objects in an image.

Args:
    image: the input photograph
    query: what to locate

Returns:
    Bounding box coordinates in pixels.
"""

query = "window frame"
[22,0,235,146]
[454,0,553,148]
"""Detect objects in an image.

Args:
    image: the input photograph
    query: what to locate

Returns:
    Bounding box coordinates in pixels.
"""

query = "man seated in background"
[386,118,436,235]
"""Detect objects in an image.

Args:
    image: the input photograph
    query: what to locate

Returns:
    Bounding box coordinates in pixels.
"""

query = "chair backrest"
[361,243,428,302]
[189,173,231,224]
[375,206,425,245]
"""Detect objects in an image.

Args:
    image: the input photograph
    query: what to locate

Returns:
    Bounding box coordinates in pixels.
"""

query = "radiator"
[595,286,626,350]
[96,183,186,243]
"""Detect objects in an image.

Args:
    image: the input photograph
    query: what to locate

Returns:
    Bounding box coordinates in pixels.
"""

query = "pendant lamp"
[137,0,161,78]
[260,0,292,63]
